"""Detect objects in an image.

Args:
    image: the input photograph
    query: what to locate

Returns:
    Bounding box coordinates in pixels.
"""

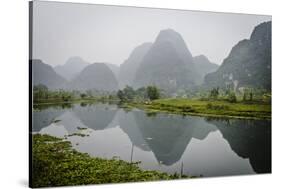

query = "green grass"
[33,96,271,120]
[66,133,89,137]
[127,98,271,120]
[31,134,191,188]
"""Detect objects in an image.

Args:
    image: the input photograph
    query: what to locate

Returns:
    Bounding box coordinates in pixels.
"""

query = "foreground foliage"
[32,134,189,188]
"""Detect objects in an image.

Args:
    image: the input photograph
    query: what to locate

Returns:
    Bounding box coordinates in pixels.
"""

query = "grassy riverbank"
[125,98,271,120]
[31,134,190,188]
[33,97,271,120]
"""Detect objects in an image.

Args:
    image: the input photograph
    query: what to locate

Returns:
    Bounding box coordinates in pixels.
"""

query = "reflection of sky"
[37,105,256,177]
[182,131,254,176]
[40,123,68,138]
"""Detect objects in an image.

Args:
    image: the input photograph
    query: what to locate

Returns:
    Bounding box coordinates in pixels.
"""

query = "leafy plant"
[32,134,190,187]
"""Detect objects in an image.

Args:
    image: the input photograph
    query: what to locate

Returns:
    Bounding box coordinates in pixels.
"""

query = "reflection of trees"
[74,104,117,130]
[33,103,73,111]
[34,103,271,175]
[206,118,271,173]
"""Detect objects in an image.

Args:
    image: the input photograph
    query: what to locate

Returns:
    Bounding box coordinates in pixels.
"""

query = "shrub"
[228,92,237,103]
[206,103,229,110]
[209,87,219,99]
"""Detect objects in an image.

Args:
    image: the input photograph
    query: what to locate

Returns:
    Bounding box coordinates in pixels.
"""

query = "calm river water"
[32,103,271,177]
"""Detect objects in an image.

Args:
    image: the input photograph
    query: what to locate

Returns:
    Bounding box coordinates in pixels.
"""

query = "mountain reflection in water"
[33,103,271,177]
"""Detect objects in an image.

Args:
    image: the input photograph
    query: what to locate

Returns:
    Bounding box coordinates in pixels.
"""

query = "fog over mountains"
[105,63,120,80]
[134,29,199,92]
[70,63,119,92]
[54,57,90,81]
[193,55,219,84]
[32,21,271,93]
[32,59,67,90]
[119,42,152,89]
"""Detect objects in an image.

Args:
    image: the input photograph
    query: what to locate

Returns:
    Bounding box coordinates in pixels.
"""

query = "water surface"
[33,103,271,177]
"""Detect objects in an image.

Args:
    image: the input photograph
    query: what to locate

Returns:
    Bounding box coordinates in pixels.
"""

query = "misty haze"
[30,1,271,188]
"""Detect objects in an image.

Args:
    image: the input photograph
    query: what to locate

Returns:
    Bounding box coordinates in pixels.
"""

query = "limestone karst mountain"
[105,63,120,81]
[119,43,152,89]
[70,63,119,92]
[33,22,271,94]
[134,29,200,93]
[193,55,219,84]
[204,21,271,91]
[54,56,90,81]
[32,59,67,90]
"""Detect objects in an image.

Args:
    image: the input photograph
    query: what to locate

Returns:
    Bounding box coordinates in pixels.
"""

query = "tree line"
[117,86,160,103]
[33,84,161,103]
[33,83,270,104]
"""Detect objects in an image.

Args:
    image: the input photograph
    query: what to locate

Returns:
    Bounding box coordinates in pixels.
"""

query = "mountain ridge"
[54,56,90,81]
[134,29,199,93]
[204,21,271,91]
[119,42,152,89]
[70,62,119,92]
[32,59,67,90]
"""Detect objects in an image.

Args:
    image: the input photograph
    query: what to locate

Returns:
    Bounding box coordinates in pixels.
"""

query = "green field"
[129,98,271,120]
[31,134,190,188]
[33,97,271,120]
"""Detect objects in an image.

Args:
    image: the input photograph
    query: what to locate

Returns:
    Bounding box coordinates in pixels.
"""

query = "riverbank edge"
[31,134,191,187]
[32,98,99,105]
[32,98,271,120]
[122,101,271,121]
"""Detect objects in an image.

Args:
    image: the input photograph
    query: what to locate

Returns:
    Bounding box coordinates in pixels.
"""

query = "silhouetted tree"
[123,86,135,101]
[228,92,237,103]
[80,93,87,99]
[117,90,125,102]
[209,87,219,99]
[146,86,160,100]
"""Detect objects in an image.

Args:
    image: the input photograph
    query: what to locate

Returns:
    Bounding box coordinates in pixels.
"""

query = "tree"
[249,92,253,101]
[243,88,253,102]
[135,87,148,101]
[228,92,237,103]
[35,84,48,91]
[117,90,125,102]
[146,86,160,100]
[243,92,247,101]
[80,93,87,99]
[209,87,219,99]
[123,86,135,101]
[33,84,48,100]
[62,95,71,102]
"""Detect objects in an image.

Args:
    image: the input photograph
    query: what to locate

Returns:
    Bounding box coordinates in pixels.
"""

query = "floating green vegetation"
[145,111,158,117]
[66,133,89,137]
[31,134,192,187]
[77,127,88,130]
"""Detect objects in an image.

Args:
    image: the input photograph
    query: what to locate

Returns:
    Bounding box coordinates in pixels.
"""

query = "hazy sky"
[32,1,271,66]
